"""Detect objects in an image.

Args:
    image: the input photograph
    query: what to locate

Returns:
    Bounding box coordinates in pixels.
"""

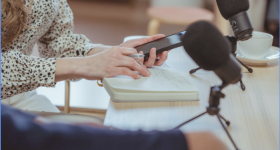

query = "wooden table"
[104,47,279,150]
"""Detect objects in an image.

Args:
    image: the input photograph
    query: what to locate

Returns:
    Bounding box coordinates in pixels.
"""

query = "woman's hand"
[120,34,169,68]
[80,47,151,80]
[55,46,151,82]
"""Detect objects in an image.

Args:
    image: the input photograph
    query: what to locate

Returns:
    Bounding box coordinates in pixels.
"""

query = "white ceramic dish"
[236,46,279,66]
[237,31,274,59]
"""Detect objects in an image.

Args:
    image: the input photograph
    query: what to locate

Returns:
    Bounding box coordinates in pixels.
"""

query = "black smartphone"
[134,31,186,60]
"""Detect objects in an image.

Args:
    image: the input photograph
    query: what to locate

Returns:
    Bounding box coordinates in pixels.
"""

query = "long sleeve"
[1,50,56,99]
[1,0,102,99]
[2,105,188,150]
[37,0,102,59]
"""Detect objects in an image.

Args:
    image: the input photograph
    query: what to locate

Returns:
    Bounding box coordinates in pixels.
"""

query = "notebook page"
[104,67,197,92]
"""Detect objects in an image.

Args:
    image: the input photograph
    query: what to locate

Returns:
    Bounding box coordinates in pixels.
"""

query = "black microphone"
[183,21,241,85]
[216,0,254,41]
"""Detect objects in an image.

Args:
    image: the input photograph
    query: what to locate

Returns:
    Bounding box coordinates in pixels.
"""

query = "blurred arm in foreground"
[1,104,228,150]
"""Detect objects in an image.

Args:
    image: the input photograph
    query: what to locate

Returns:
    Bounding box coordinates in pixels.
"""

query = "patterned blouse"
[1,0,101,99]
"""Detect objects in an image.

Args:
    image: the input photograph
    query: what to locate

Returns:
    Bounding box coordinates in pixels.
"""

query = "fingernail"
[137,74,141,79]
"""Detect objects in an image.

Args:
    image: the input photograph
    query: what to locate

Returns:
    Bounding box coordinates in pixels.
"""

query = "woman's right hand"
[55,46,151,82]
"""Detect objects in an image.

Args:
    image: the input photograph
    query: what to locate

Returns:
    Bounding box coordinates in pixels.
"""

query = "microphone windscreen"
[183,21,231,71]
[216,0,250,20]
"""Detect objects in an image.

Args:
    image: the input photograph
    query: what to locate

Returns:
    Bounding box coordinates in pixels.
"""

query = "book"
[102,67,199,102]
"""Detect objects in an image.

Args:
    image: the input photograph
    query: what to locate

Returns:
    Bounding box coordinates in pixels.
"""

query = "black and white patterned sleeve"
[37,0,102,59]
[1,50,56,99]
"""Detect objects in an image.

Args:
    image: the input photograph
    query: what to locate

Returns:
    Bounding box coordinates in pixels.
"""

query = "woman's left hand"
[120,34,169,68]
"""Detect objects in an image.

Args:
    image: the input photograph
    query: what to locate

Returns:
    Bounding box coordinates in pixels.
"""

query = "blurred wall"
[151,0,203,7]
[64,0,271,46]
[149,0,268,32]
[248,0,267,31]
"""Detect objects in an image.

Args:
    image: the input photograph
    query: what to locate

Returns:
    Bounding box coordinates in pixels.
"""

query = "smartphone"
[134,31,186,60]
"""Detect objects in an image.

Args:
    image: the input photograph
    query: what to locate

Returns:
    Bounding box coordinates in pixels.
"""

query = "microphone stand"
[189,35,253,91]
[174,83,240,150]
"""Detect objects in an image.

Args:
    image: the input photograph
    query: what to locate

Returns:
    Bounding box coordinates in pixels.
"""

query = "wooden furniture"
[29,111,104,125]
[147,6,214,36]
[36,81,65,107]
[147,2,230,36]
[37,79,109,115]
[104,47,279,150]
[65,81,71,113]
[213,2,230,35]
[62,79,110,113]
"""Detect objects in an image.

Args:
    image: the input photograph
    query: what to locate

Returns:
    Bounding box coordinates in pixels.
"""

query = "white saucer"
[236,46,279,66]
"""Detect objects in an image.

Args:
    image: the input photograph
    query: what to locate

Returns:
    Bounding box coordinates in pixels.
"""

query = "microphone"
[177,21,242,150]
[216,0,254,41]
[182,21,241,85]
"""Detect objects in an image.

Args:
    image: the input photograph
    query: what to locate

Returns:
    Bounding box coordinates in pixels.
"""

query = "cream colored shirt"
[1,0,101,99]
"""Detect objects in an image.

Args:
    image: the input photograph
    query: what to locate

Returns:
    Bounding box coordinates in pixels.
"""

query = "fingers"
[83,46,152,80]
[144,49,169,67]
[117,47,138,56]
[108,47,150,77]
[155,51,168,66]
[141,34,166,45]
[120,34,166,48]
[117,56,151,77]
[155,49,170,58]
[112,67,140,79]
[135,58,149,73]
[144,48,157,68]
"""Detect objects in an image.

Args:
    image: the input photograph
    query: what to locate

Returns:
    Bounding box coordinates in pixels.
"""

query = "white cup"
[237,31,273,59]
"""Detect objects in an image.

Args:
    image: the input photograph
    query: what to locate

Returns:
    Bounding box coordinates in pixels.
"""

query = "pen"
[128,54,145,58]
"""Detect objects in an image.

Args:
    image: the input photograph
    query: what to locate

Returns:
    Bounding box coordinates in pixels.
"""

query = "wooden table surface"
[104,47,279,150]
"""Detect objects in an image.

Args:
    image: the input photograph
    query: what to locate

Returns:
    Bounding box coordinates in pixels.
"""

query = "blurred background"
[68,0,279,46]
[35,0,279,115]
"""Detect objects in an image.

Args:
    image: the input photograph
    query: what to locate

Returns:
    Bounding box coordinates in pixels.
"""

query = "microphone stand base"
[239,79,246,91]
[174,85,240,150]
[174,112,238,150]
[189,67,202,74]
[173,110,239,150]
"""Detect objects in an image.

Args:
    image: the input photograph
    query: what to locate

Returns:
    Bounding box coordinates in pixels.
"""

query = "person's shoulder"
[29,0,62,11]
[30,0,71,14]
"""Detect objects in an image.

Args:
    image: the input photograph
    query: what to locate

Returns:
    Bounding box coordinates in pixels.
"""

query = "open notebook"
[102,67,199,102]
